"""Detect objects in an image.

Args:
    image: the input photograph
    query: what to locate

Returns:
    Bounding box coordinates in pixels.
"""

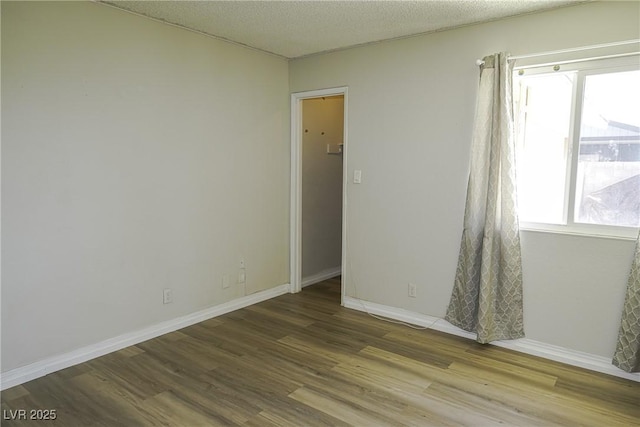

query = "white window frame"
[514,56,640,240]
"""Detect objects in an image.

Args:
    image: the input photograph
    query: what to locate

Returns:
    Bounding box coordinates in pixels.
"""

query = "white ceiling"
[102,0,585,59]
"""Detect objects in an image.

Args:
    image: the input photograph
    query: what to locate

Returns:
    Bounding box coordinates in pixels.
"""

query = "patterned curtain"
[612,230,640,373]
[445,53,524,344]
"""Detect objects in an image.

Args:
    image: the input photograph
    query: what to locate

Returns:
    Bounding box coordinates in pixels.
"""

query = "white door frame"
[290,86,348,304]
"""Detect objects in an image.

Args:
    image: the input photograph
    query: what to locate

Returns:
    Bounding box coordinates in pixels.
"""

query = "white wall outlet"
[238,268,246,284]
[163,288,173,304]
[408,283,417,298]
[222,274,230,289]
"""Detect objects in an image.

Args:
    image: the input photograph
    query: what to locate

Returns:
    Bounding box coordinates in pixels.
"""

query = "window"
[514,57,640,237]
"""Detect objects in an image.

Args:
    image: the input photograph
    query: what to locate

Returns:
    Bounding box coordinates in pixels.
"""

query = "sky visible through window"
[581,70,640,129]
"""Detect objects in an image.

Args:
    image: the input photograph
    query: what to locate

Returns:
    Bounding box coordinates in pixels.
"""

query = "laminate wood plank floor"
[2,277,639,426]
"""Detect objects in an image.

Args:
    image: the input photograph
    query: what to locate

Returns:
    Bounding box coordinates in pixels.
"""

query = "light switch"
[353,170,362,184]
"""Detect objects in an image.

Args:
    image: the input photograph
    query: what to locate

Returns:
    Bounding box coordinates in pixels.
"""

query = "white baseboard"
[1,283,291,391]
[302,266,341,288]
[343,296,640,382]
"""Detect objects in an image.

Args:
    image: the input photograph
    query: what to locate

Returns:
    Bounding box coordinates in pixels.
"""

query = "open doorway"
[301,95,344,290]
[290,87,348,303]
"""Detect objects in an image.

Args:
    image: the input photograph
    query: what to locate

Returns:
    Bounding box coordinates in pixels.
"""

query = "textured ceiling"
[102,1,585,59]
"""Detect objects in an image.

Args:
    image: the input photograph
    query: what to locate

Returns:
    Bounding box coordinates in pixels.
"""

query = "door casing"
[290,86,348,304]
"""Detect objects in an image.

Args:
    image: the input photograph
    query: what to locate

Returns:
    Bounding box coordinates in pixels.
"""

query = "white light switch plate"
[354,170,362,184]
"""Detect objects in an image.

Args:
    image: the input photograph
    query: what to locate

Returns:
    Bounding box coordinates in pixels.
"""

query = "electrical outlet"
[408,283,417,298]
[163,288,173,304]
[222,274,230,289]
[238,268,246,284]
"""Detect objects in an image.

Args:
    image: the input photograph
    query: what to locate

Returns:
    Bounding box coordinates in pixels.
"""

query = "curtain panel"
[445,53,525,344]
[613,231,640,373]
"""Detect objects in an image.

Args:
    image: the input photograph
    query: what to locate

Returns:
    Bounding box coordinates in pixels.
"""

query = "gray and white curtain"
[612,230,640,373]
[445,53,524,344]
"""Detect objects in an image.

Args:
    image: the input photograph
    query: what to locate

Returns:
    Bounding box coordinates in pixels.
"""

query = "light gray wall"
[289,1,640,358]
[2,1,290,372]
[302,96,344,280]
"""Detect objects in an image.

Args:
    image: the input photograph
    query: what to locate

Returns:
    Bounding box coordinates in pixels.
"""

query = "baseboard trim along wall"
[343,296,640,382]
[302,266,341,288]
[0,283,291,391]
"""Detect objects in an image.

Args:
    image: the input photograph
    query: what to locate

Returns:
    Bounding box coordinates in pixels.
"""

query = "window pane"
[515,73,574,224]
[575,70,640,227]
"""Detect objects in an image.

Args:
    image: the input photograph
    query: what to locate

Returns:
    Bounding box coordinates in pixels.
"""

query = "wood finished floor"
[2,277,639,426]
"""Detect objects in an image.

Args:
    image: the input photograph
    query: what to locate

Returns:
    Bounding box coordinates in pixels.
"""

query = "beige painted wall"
[301,96,344,280]
[1,1,290,372]
[289,1,640,358]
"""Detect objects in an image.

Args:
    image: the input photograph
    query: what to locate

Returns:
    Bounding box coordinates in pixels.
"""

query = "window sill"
[519,223,639,241]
